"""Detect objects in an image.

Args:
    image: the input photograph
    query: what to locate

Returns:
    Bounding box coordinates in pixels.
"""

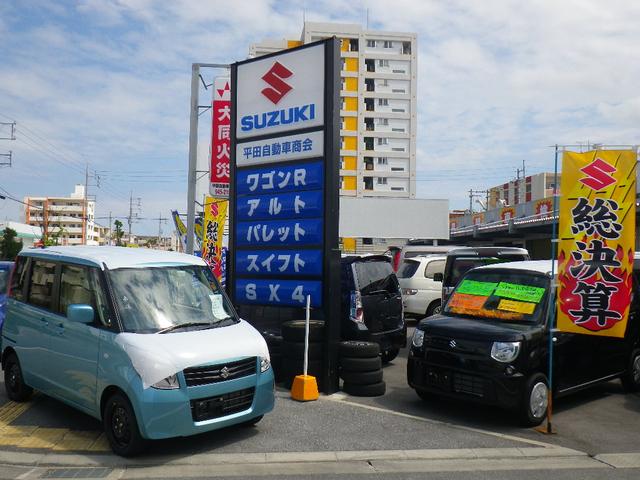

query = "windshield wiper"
[156,322,213,334]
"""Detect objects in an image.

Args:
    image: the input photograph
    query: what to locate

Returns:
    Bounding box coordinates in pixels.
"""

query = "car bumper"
[406,352,524,410]
[133,368,275,440]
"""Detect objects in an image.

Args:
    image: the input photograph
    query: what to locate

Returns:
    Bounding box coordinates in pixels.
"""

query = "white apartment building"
[250,22,417,200]
[24,185,99,246]
[488,172,561,209]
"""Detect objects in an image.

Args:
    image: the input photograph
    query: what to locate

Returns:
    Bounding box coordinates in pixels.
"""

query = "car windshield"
[447,256,522,286]
[354,260,399,295]
[397,260,420,278]
[107,265,238,333]
[443,269,549,324]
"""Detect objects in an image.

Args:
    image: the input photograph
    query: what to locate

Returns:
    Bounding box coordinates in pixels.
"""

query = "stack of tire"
[339,341,386,396]
[281,320,325,391]
[262,331,284,382]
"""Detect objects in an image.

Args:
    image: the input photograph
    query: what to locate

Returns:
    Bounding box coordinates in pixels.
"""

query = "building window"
[384,41,393,48]
[377,138,388,145]
[378,59,389,67]
[377,177,388,185]
[378,98,389,106]
[390,186,404,191]
[377,157,388,165]
[367,40,376,48]
[349,39,359,52]
[376,118,389,125]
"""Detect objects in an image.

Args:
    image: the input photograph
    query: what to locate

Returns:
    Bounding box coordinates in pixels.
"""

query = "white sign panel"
[339,198,450,239]
[236,43,325,139]
[236,130,324,167]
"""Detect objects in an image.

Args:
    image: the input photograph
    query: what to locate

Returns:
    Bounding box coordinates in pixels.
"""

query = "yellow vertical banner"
[557,150,636,338]
[202,197,228,281]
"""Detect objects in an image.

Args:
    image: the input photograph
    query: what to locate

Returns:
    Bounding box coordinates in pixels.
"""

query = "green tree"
[0,227,23,260]
[114,220,124,246]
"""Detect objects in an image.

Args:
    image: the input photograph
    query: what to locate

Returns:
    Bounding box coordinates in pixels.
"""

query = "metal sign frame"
[229,38,341,393]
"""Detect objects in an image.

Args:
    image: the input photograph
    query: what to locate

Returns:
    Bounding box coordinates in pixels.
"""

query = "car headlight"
[402,288,418,295]
[412,329,425,348]
[152,374,179,390]
[260,357,271,373]
[490,341,521,363]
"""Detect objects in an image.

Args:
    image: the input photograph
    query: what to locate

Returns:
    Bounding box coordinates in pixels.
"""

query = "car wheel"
[338,341,380,358]
[520,373,548,427]
[426,300,441,317]
[4,353,33,402]
[103,392,146,457]
[381,347,400,364]
[343,381,386,397]
[621,348,640,393]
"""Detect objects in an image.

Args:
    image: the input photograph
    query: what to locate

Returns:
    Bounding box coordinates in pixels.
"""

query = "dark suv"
[408,260,640,425]
[341,255,406,362]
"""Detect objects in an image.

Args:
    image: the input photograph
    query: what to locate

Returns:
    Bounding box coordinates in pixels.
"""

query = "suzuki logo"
[261,61,293,104]
[449,339,457,349]
[220,366,230,379]
[579,158,617,191]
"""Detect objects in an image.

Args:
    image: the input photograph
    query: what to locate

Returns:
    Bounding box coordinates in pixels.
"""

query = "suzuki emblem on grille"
[220,366,230,379]
[449,339,457,349]
[261,61,293,104]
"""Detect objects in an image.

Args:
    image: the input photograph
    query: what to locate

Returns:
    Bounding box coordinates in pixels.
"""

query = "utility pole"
[516,159,526,204]
[186,62,229,255]
[0,122,15,168]
[108,211,112,246]
[83,164,89,245]
[127,192,141,244]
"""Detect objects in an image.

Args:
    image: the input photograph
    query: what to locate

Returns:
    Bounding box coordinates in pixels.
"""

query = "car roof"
[447,246,529,256]
[403,255,447,263]
[341,254,391,264]
[473,260,556,275]
[18,246,206,270]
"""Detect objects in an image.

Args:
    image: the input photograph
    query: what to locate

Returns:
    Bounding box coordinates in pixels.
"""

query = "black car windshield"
[108,265,238,333]
[447,256,527,287]
[443,269,549,323]
[354,260,399,295]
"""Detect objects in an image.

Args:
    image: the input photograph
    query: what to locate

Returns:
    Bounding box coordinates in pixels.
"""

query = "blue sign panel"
[236,279,322,307]
[237,218,322,247]
[236,161,323,196]
[237,190,323,221]
[236,249,323,276]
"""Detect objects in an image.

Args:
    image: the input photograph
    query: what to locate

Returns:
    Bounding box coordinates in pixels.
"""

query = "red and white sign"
[210,77,231,197]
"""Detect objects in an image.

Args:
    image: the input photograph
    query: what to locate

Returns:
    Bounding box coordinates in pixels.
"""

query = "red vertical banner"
[210,77,231,197]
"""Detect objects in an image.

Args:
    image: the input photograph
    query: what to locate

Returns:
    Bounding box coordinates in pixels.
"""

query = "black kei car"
[408,260,640,426]
[341,255,406,363]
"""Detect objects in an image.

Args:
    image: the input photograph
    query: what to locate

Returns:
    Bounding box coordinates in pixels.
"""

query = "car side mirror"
[433,272,443,282]
[67,304,95,324]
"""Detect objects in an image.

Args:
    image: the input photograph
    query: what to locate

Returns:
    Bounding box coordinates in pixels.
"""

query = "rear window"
[424,259,445,279]
[444,269,549,323]
[397,260,420,278]
[9,257,29,302]
[353,261,399,295]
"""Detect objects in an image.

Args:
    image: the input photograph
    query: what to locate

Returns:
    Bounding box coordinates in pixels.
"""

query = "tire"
[381,347,400,364]
[426,300,442,317]
[338,341,380,358]
[339,356,382,372]
[281,320,325,343]
[282,341,323,361]
[339,369,383,385]
[343,381,386,397]
[520,373,549,427]
[103,392,146,457]
[415,388,431,402]
[621,348,640,393]
[4,353,33,402]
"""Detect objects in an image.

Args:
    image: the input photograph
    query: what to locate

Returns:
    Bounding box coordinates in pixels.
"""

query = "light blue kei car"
[2,246,274,456]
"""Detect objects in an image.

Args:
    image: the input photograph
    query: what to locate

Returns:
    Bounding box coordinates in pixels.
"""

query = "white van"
[397,255,446,318]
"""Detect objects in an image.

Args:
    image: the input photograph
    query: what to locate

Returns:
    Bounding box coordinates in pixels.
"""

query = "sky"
[0,0,639,235]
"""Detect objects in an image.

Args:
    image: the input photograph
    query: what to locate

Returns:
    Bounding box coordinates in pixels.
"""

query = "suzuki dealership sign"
[230,39,339,313]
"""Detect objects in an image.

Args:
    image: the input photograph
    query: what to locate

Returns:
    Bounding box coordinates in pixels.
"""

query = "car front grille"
[452,372,485,397]
[183,357,256,387]
[190,387,255,422]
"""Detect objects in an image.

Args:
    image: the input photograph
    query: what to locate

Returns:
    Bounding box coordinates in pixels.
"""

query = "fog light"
[505,366,515,376]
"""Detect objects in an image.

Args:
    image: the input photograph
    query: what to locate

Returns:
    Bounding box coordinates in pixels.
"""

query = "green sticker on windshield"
[494,282,545,303]
[456,280,498,297]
